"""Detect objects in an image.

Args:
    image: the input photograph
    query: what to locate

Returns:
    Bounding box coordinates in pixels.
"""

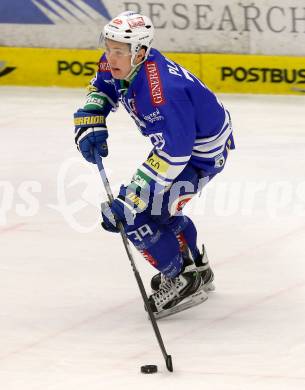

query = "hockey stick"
[93,149,173,373]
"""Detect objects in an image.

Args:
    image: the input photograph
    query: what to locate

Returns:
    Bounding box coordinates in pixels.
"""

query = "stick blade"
[166,355,173,372]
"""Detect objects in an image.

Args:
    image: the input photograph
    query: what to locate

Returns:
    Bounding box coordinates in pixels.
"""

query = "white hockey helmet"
[103,11,154,64]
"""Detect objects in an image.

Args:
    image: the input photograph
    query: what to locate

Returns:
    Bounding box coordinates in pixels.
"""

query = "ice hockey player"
[73,11,235,319]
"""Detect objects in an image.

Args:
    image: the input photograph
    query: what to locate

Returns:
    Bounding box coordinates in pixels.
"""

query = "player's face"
[105,39,132,79]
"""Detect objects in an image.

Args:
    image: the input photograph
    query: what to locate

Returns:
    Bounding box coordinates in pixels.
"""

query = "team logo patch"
[145,61,165,106]
[128,17,145,28]
[98,60,111,72]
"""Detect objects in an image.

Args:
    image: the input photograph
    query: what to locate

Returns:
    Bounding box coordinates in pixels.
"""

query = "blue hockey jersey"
[86,48,235,192]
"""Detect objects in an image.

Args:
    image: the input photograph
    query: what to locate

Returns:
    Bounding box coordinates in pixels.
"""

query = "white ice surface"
[0,87,305,390]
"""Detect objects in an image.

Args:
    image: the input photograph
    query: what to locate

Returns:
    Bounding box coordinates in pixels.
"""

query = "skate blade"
[153,289,208,320]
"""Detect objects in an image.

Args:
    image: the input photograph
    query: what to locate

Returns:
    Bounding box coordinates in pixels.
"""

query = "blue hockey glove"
[101,200,121,233]
[74,109,108,164]
[101,184,147,233]
[101,198,136,233]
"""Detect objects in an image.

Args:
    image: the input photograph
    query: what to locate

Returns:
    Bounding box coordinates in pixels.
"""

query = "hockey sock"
[125,220,183,279]
[167,216,200,261]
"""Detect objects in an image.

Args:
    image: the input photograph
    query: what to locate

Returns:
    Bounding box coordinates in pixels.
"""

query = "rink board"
[0,47,305,94]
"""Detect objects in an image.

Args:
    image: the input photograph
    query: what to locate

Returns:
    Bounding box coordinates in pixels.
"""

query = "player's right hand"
[74,108,108,164]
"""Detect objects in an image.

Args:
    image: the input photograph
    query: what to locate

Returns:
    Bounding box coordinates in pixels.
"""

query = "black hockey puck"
[140,365,158,374]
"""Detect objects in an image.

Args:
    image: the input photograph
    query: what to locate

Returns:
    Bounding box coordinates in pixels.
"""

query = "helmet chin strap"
[124,50,147,81]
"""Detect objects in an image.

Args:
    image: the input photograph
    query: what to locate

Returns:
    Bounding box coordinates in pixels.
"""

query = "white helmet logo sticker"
[128,17,145,29]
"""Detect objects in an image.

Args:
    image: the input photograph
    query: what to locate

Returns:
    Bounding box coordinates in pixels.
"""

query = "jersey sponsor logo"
[128,17,145,29]
[126,192,147,210]
[0,62,16,77]
[74,115,105,126]
[132,172,150,189]
[145,61,165,106]
[143,108,164,124]
[98,60,111,72]
[146,153,169,175]
[85,95,106,108]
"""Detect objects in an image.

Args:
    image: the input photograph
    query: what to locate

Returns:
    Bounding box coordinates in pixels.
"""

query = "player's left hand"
[100,200,122,233]
[101,184,144,232]
[101,198,137,233]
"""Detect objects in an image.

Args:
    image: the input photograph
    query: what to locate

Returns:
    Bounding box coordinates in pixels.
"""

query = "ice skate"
[195,245,215,292]
[151,245,215,293]
[148,266,208,320]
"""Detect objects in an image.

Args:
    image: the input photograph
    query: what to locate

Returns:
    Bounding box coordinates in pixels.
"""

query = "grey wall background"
[0,0,304,55]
